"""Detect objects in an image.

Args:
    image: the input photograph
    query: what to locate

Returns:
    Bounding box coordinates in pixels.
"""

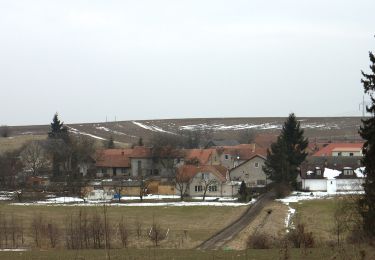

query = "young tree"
[358,47,375,238]
[238,181,248,202]
[263,113,308,188]
[199,173,218,201]
[20,141,50,176]
[174,168,192,201]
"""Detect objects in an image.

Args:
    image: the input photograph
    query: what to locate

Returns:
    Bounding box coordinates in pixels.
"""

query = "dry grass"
[226,201,288,250]
[0,203,247,249]
[0,135,47,154]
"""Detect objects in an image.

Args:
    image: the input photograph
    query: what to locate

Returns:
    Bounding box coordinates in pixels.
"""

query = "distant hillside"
[6,117,364,147]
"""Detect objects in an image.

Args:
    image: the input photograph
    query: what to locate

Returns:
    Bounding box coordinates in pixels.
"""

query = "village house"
[229,154,269,187]
[95,149,133,178]
[183,148,221,166]
[312,143,363,157]
[178,165,239,198]
[129,146,184,179]
[214,144,267,169]
[298,156,364,193]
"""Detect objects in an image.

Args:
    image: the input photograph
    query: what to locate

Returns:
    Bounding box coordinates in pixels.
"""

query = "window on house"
[343,169,353,175]
[349,152,354,156]
[245,173,249,178]
[153,169,159,175]
[195,185,203,192]
[224,154,229,160]
[337,152,342,156]
[201,173,208,180]
[257,180,266,186]
[316,169,322,175]
[254,162,259,168]
[208,185,217,192]
[121,168,127,174]
[101,168,107,174]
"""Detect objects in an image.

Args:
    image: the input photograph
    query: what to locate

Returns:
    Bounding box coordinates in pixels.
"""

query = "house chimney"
[252,143,256,153]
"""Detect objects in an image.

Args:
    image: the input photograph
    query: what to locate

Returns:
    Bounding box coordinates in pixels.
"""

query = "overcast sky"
[0,0,374,126]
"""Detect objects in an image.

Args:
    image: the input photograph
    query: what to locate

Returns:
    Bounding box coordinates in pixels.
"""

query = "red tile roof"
[215,144,267,160]
[312,143,363,156]
[183,149,216,165]
[177,165,228,182]
[95,149,133,168]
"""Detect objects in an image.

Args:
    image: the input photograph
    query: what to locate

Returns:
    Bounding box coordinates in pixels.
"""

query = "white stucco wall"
[301,179,327,191]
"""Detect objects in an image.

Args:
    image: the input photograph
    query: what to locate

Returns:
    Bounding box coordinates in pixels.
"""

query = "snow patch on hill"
[67,126,106,140]
[132,121,175,134]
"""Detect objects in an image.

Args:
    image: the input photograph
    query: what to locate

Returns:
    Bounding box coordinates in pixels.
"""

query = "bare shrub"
[0,125,10,138]
[118,216,128,248]
[148,217,167,247]
[135,219,142,239]
[247,233,271,249]
[46,222,59,248]
[90,211,104,249]
[286,223,314,248]
[31,214,45,248]
[272,183,291,199]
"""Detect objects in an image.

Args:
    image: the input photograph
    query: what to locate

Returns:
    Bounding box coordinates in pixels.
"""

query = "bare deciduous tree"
[199,173,218,201]
[148,216,167,247]
[118,216,128,248]
[20,141,50,176]
[174,168,192,201]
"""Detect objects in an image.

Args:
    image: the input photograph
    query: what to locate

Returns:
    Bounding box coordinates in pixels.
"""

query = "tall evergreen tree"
[47,113,69,177]
[48,113,68,140]
[263,113,308,188]
[358,48,375,237]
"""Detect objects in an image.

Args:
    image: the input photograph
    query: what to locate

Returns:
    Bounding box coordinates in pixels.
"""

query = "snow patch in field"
[0,249,28,251]
[0,191,14,201]
[179,122,341,131]
[285,206,296,232]
[132,121,175,134]
[276,191,364,204]
[46,197,84,203]
[12,196,253,207]
[67,126,106,140]
[95,126,137,138]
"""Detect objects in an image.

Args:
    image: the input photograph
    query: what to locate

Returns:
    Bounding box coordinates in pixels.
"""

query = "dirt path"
[197,191,276,250]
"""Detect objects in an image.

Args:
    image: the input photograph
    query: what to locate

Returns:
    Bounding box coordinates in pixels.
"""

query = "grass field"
[290,198,350,243]
[0,135,47,154]
[0,246,374,260]
[0,203,247,249]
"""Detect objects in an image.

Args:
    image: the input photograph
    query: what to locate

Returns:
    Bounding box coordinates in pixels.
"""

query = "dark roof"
[206,139,240,148]
[300,156,363,179]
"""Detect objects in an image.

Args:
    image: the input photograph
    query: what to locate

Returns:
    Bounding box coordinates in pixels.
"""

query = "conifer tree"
[358,48,375,237]
[106,135,115,149]
[263,113,308,188]
[47,113,69,177]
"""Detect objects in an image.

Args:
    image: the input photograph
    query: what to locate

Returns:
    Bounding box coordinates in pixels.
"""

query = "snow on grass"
[132,121,175,134]
[285,206,296,232]
[276,191,364,204]
[180,123,282,131]
[11,196,251,207]
[0,249,28,251]
[277,191,363,232]
[0,191,15,201]
[67,126,106,140]
[179,122,341,131]
[95,126,137,138]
